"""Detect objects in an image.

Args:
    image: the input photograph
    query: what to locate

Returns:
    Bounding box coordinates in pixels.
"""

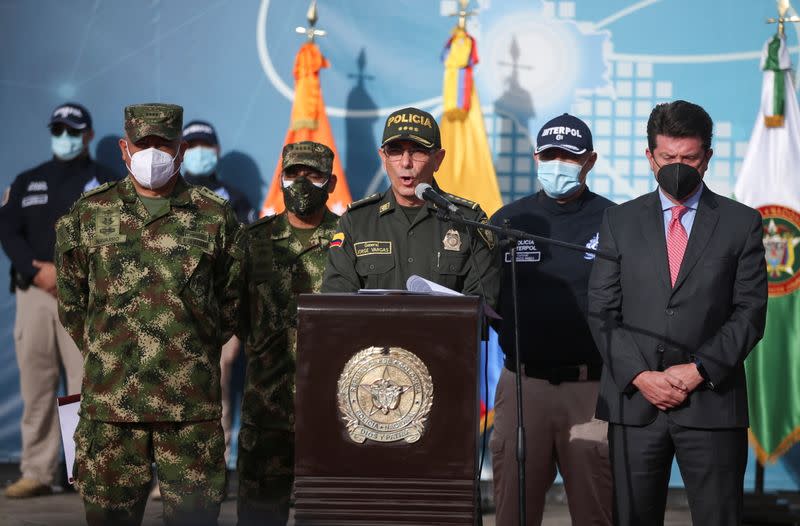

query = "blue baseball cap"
[535,113,593,155]
[182,120,218,145]
[49,102,92,130]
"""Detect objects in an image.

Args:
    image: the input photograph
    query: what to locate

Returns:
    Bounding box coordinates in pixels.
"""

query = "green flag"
[736,33,800,464]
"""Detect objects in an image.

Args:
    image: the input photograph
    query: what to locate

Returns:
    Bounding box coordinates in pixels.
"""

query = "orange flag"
[260,42,352,217]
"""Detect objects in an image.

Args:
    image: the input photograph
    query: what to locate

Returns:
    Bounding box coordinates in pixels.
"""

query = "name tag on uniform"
[181,230,214,255]
[354,241,392,257]
[21,194,48,208]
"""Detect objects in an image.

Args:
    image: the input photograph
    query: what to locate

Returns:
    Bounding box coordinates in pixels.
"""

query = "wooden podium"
[294,293,482,525]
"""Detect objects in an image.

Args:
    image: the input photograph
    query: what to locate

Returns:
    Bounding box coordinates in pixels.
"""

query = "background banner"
[1,0,799,488]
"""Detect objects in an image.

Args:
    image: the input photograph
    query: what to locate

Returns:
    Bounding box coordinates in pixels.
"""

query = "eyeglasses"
[50,124,82,137]
[383,146,434,162]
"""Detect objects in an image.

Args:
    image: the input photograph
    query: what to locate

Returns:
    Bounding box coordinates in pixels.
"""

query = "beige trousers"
[13,286,83,485]
[490,368,612,526]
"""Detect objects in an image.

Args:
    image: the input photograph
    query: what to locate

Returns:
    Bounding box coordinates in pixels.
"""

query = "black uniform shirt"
[0,156,120,283]
[184,173,256,224]
[490,189,615,368]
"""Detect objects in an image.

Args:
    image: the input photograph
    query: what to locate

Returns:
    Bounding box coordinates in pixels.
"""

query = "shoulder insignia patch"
[196,185,229,205]
[444,193,479,210]
[347,193,381,210]
[81,181,114,199]
[478,216,495,250]
[330,232,345,248]
[246,213,278,231]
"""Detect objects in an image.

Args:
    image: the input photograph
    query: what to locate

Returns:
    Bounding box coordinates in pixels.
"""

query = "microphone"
[414,183,461,215]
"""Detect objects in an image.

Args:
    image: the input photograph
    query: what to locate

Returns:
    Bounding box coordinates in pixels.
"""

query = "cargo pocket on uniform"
[355,255,395,289]
[435,253,469,290]
[178,247,218,343]
[72,418,96,484]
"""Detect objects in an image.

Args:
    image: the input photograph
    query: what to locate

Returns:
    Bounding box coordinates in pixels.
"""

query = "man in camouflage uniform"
[55,103,242,526]
[237,141,339,525]
[322,107,499,306]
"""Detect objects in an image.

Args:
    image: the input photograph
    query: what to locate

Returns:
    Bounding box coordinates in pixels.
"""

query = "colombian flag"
[437,27,503,217]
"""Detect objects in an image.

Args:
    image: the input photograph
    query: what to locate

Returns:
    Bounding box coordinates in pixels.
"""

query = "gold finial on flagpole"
[767,0,800,37]
[449,0,478,30]
[295,0,327,42]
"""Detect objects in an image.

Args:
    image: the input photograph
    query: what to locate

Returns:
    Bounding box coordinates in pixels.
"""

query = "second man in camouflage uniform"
[55,103,243,526]
[237,141,340,525]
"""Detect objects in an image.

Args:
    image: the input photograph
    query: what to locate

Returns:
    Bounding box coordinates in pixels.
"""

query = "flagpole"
[755,460,764,494]
[751,0,800,499]
[741,1,800,521]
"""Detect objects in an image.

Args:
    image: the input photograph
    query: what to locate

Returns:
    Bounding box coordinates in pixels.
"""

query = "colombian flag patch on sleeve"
[330,232,345,248]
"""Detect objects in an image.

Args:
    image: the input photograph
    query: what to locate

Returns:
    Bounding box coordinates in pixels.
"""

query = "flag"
[438,27,503,217]
[438,26,505,431]
[736,33,800,465]
[479,329,505,433]
[260,42,352,217]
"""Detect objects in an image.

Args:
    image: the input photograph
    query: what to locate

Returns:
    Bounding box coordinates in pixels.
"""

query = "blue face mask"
[51,131,84,161]
[183,146,218,176]
[536,159,585,199]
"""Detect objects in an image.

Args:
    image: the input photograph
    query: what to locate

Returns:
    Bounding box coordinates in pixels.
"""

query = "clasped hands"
[632,364,705,411]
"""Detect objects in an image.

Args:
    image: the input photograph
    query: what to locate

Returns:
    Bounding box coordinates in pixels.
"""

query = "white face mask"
[124,142,179,189]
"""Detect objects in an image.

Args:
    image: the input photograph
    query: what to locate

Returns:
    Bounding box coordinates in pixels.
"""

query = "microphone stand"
[435,209,616,526]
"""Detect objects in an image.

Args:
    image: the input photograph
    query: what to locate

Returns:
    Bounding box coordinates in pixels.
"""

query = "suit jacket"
[588,185,767,428]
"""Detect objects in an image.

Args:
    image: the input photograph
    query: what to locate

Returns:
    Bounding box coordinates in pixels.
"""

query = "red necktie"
[667,205,689,287]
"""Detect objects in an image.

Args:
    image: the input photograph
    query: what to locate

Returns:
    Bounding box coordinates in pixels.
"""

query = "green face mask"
[282,176,330,216]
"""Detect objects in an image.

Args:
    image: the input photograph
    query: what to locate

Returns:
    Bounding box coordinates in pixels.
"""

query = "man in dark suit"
[587,100,768,526]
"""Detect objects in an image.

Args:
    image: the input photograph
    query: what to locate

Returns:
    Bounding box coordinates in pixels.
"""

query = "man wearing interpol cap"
[489,113,614,525]
[54,103,243,525]
[321,107,498,306]
[237,140,339,525]
[0,102,119,499]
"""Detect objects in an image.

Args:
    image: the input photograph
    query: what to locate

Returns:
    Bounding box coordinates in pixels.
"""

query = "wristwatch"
[692,356,715,390]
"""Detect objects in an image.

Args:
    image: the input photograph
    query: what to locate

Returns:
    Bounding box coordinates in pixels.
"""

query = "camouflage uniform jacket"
[239,209,339,430]
[55,175,243,423]
[321,182,500,308]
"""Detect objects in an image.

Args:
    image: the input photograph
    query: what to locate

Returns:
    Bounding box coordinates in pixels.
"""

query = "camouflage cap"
[124,103,183,143]
[282,141,334,174]
[381,107,441,149]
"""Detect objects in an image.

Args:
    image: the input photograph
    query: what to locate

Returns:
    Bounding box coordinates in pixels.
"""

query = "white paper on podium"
[405,275,501,319]
[57,394,80,484]
[357,288,416,295]
[405,275,463,296]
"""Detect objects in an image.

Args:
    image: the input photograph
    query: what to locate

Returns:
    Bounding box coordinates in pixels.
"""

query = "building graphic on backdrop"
[466,0,749,205]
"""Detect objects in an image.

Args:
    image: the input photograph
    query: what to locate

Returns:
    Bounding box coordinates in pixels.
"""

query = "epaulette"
[196,185,228,206]
[347,193,381,210]
[246,213,278,231]
[81,181,114,199]
[444,193,479,210]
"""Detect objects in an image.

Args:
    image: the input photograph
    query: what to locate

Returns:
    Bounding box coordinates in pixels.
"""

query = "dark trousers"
[608,411,747,526]
[236,425,293,526]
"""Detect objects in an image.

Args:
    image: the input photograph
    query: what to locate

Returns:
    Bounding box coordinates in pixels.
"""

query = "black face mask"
[282,176,330,216]
[655,162,703,201]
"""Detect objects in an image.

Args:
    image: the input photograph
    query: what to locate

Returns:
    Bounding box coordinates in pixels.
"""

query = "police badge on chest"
[443,229,461,251]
